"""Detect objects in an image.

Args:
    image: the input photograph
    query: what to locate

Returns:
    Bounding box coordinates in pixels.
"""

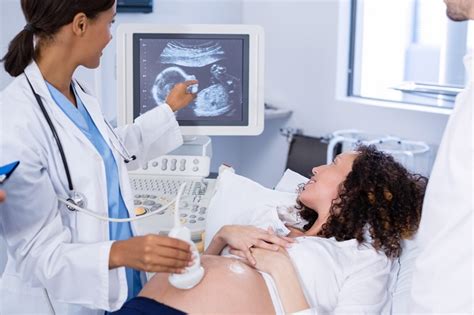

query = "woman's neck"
[36,46,77,105]
[304,215,329,236]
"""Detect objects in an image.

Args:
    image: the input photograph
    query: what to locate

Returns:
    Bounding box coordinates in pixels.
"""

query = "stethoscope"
[25,74,183,223]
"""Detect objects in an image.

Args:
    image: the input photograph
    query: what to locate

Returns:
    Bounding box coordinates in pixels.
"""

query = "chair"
[285,134,341,178]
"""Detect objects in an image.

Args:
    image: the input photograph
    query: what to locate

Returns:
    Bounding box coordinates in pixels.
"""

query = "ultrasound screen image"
[133,34,250,126]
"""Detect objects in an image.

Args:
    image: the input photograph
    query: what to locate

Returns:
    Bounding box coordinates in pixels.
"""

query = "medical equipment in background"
[326,130,382,164]
[116,24,265,136]
[167,183,205,289]
[282,129,336,178]
[116,24,266,241]
[129,137,217,241]
[327,130,432,177]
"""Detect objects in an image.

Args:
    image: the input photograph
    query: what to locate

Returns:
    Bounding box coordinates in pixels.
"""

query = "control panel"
[133,155,210,178]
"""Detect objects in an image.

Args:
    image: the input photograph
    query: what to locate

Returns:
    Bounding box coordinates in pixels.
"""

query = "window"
[348,0,473,110]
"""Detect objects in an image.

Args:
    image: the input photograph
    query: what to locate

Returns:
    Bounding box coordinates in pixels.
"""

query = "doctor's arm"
[109,234,193,273]
[115,80,197,169]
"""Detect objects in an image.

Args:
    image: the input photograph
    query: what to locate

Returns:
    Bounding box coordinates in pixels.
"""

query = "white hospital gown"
[238,207,391,314]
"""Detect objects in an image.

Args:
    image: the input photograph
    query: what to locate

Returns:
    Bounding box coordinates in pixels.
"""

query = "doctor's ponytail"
[2,28,36,77]
[1,0,115,77]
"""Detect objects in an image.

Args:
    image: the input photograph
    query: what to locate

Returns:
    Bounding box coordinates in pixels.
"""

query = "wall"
[0,0,101,93]
[239,0,449,186]
[0,0,450,188]
[0,0,24,90]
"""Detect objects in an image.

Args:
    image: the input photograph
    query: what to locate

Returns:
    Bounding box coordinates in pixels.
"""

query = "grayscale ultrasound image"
[138,37,245,123]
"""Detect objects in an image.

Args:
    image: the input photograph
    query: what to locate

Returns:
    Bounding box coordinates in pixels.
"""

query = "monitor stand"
[170,135,213,159]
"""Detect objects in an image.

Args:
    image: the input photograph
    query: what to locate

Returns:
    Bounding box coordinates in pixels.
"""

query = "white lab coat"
[0,61,183,314]
[408,53,473,312]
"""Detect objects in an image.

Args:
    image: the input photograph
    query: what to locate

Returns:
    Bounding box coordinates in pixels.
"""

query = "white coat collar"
[23,61,56,101]
[23,61,109,153]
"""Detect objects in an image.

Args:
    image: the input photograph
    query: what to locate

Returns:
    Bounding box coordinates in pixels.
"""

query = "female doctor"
[0,0,197,314]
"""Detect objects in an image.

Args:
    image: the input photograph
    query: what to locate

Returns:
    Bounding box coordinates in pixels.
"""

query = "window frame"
[346,0,465,112]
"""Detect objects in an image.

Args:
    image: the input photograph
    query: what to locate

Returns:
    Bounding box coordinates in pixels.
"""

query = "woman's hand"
[109,234,194,273]
[217,225,294,265]
[165,80,198,112]
[245,246,291,276]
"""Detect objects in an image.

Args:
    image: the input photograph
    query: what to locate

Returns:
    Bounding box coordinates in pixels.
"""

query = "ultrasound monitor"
[117,24,265,136]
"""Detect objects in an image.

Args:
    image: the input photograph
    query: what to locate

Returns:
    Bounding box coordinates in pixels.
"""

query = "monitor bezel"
[117,24,264,136]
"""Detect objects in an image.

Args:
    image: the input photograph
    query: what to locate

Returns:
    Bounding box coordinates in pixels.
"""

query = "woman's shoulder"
[295,235,360,248]
[294,236,389,264]
[290,236,360,260]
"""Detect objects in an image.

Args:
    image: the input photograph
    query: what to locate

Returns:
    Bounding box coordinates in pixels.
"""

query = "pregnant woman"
[119,145,427,314]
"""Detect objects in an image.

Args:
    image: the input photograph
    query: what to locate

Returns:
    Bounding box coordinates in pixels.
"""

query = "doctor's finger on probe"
[109,234,193,272]
[166,79,199,112]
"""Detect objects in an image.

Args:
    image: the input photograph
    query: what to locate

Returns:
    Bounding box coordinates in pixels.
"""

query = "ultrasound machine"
[116,24,265,242]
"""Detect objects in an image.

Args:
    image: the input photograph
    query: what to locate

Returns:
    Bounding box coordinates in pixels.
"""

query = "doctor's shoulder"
[2,74,37,108]
[1,76,50,138]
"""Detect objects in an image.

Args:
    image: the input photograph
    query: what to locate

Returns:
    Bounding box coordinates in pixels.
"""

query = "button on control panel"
[138,155,210,178]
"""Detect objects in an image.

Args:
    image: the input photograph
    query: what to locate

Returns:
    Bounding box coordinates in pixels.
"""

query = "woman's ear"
[72,13,88,36]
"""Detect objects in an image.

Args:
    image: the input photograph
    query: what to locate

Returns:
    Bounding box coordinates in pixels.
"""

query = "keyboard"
[130,174,216,241]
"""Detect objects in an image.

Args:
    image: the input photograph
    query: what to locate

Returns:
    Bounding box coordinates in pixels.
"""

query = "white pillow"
[204,169,305,248]
[275,169,309,193]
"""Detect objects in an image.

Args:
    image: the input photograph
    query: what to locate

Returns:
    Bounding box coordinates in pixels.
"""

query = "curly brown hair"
[298,145,427,258]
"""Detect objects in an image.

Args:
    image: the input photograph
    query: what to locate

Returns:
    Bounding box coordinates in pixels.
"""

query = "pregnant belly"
[140,255,276,314]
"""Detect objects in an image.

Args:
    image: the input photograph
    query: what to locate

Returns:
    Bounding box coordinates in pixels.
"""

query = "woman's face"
[299,152,358,217]
[80,6,116,68]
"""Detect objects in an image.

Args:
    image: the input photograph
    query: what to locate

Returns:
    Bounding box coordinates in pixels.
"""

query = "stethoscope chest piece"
[66,191,87,212]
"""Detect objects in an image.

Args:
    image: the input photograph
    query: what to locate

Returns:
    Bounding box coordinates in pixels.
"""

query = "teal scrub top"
[46,82,142,301]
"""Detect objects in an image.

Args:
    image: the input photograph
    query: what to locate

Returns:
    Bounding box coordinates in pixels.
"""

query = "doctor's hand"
[109,235,194,273]
[217,225,294,266]
[166,80,199,112]
[0,190,5,203]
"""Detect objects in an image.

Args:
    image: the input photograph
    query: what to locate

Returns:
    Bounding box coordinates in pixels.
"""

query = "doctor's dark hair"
[1,0,115,77]
[297,145,427,259]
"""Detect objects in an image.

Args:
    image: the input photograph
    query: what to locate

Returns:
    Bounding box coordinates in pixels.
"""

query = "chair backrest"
[285,134,341,178]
